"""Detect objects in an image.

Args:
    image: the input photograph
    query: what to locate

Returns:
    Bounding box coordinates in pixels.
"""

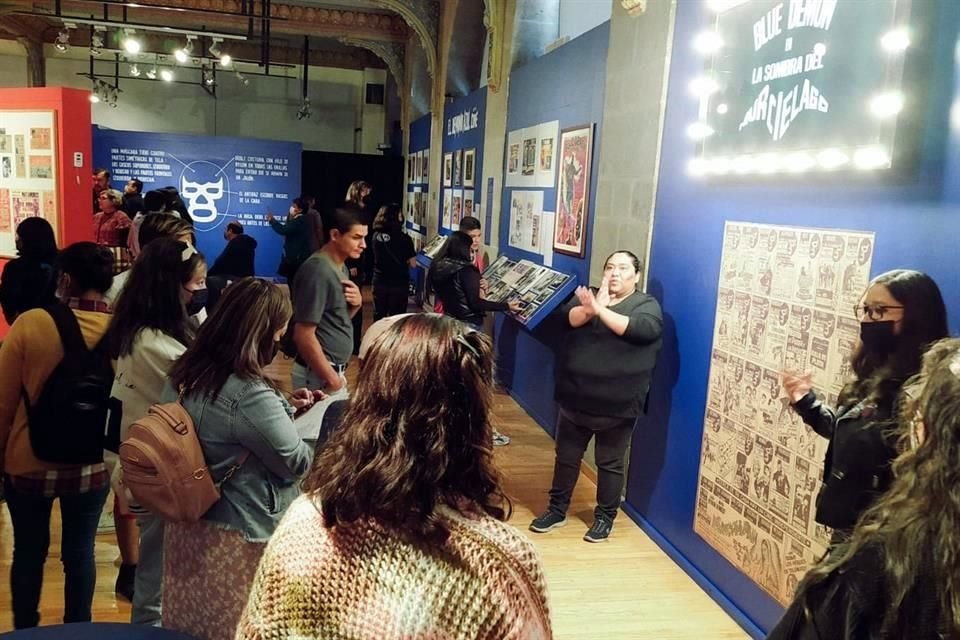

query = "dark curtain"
[300,151,405,219]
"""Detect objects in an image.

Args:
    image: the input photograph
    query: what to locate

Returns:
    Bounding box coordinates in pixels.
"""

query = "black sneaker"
[583,517,613,543]
[529,511,567,533]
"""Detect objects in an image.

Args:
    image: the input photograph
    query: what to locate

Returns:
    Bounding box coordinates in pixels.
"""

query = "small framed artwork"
[463,148,476,188]
[422,151,429,183]
[407,155,413,182]
[453,149,463,187]
[443,152,453,187]
[553,124,593,258]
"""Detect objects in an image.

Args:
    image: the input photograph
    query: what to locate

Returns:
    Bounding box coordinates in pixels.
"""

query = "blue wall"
[628,1,960,636]
[440,88,487,233]
[495,23,608,434]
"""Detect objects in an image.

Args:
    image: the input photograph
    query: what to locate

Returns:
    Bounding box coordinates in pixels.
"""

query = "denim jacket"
[162,375,313,542]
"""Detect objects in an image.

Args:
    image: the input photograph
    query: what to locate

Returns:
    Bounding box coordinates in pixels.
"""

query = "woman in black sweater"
[428,231,519,329]
[0,217,58,324]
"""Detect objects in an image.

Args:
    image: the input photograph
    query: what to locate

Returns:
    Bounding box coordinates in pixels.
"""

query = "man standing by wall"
[291,208,366,395]
[530,250,663,542]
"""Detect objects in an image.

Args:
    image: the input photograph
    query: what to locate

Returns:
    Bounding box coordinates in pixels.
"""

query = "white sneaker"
[493,430,511,446]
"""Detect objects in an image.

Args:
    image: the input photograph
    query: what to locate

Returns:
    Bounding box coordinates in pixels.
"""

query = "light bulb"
[870,92,904,118]
[219,54,232,67]
[881,29,910,53]
[160,68,174,82]
[692,31,723,55]
[123,31,142,55]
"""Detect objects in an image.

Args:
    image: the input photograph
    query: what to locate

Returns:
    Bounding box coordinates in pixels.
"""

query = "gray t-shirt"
[293,252,353,365]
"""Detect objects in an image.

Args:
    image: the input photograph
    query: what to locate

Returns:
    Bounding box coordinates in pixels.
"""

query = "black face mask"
[860,321,897,353]
[185,287,208,317]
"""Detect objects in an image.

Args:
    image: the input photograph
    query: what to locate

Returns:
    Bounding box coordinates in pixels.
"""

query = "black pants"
[548,407,636,521]
[373,283,409,321]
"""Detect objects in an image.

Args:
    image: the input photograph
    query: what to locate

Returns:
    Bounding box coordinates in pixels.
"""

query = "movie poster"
[693,221,874,605]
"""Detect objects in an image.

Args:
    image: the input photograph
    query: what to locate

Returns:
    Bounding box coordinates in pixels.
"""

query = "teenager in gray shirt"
[291,208,366,394]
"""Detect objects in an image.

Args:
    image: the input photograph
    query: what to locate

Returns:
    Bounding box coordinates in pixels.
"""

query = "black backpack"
[22,304,116,464]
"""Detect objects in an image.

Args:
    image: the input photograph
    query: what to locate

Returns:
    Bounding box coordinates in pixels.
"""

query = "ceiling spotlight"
[209,38,223,58]
[146,65,157,80]
[716,103,729,115]
[160,68,174,82]
[90,27,105,56]
[129,63,141,77]
[235,71,249,86]
[881,29,910,53]
[174,36,195,64]
[122,29,142,55]
[202,66,215,86]
[54,28,71,53]
[219,53,232,68]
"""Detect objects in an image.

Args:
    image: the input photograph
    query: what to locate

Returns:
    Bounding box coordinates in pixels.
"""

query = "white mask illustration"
[180,176,224,223]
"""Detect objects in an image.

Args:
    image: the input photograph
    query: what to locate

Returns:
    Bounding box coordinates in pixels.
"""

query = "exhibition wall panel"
[0,87,93,337]
[494,22,609,434]
[630,1,960,636]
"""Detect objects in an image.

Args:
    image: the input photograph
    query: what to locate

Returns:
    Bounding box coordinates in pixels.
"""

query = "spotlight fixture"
[235,71,249,86]
[209,38,232,67]
[129,63,141,77]
[160,68,174,82]
[89,80,100,103]
[90,26,105,56]
[146,65,158,80]
[202,66,215,86]
[122,29,142,55]
[296,97,312,120]
[174,36,195,64]
[54,27,71,53]
[881,28,910,53]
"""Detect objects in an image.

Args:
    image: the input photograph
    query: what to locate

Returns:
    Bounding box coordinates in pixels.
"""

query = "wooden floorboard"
[0,297,748,638]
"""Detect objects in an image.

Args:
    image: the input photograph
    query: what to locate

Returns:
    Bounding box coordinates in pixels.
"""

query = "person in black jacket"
[209,221,257,280]
[782,270,947,545]
[530,250,662,543]
[428,231,520,328]
[122,179,144,217]
[0,217,59,325]
[371,204,415,321]
[770,337,960,640]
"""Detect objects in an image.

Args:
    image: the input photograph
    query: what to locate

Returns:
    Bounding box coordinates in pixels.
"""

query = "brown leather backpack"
[119,400,248,523]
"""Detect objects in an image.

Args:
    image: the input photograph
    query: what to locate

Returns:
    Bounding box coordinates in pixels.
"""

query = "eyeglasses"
[853,304,904,321]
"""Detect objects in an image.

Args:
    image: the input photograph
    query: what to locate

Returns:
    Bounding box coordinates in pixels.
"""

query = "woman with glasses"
[770,338,960,639]
[782,270,947,545]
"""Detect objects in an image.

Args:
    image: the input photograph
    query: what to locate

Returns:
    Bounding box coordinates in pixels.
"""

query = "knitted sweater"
[236,495,553,640]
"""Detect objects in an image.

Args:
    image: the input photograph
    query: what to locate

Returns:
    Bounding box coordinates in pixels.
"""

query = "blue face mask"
[184,287,208,317]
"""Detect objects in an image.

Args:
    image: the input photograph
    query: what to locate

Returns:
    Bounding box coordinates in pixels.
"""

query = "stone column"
[591,0,676,285]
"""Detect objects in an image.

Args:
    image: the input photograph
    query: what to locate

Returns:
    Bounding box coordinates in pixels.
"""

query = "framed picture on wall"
[463,148,476,188]
[553,124,593,258]
[443,152,453,187]
[453,149,463,187]
[422,151,430,183]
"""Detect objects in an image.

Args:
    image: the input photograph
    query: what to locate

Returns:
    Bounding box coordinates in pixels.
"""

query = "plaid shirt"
[6,297,111,497]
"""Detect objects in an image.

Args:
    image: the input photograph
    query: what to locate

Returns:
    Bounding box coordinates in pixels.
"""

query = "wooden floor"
[0,299,748,638]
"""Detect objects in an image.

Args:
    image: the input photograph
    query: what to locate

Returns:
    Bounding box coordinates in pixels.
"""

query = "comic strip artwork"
[694,222,874,604]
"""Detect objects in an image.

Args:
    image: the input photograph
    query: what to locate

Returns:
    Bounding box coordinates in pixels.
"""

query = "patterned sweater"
[236,495,552,640]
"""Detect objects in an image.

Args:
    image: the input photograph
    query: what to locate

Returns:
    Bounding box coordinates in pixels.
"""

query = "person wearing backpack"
[0,242,115,629]
[159,277,315,640]
[107,237,207,625]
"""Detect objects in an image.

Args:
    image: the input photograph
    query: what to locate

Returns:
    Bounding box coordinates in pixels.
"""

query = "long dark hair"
[108,238,204,358]
[795,338,960,636]
[842,270,948,407]
[17,217,58,263]
[168,278,291,399]
[302,314,510,542]
[426,231,473,297]
[372,203,403,233]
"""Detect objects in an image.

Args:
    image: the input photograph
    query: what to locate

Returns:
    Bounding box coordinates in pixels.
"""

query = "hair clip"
[454,333,481,359]
[181,243,198,262]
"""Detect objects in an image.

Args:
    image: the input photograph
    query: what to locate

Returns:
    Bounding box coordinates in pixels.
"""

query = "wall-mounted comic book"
[482,255,577,329]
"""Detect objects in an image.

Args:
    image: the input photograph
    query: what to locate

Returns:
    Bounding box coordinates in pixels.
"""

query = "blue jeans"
[131,514,164,625]
[4,477,109,629]
[291,362,349,399]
